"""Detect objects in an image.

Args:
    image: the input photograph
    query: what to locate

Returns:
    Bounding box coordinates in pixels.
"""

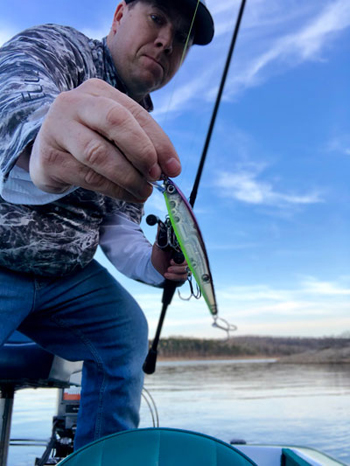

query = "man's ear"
[111,2,126,34]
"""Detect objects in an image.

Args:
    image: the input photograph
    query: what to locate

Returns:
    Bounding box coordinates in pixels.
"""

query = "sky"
[1,0,349,339]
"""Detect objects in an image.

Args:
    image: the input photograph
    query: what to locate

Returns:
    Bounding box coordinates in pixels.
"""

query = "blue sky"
[2,0,349,338]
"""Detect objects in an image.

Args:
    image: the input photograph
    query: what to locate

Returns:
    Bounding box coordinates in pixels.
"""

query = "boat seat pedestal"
[0,331,82,466]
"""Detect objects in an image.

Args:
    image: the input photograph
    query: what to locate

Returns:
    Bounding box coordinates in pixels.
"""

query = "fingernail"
[149,163,161,181]
[165,158,181,176]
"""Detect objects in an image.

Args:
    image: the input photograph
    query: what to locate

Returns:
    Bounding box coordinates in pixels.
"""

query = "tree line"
[154,335,350,359]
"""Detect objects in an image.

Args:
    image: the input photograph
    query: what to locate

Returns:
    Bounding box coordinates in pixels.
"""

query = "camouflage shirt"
[0,24,153,277]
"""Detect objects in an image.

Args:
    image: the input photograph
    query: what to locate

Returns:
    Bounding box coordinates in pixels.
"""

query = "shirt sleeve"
[99,211,165,287]
[1,165,77,204]
[0,24,91,198]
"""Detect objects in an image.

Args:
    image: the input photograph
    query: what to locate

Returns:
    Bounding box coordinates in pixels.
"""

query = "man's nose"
[155,26,174,54]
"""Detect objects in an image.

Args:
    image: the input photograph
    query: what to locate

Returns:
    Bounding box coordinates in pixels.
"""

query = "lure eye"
[166,184,176,194]
[202,274,211,283]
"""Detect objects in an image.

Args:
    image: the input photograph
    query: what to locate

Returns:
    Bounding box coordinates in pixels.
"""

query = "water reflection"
[142,360,350,464]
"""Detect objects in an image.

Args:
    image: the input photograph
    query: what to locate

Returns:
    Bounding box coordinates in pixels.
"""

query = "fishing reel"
[143,213,187,375]
[146,214,185,265]
[146,213,200,299]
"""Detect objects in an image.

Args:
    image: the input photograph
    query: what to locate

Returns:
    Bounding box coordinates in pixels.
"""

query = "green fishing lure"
[150,177,236,339]
[161,177,218,316]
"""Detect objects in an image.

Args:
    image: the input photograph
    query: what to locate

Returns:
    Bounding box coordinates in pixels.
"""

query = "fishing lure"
[151,177,236,334]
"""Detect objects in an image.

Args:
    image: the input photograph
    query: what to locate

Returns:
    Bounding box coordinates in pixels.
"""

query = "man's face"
[107,1,194,101]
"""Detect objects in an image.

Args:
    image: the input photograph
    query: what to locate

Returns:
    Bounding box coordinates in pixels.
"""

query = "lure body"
[162,178,218,316]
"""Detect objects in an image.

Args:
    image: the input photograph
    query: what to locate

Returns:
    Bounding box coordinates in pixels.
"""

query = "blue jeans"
[0,260,148,450]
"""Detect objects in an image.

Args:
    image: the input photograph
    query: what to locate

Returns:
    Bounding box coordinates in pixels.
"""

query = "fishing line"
[142,386,159,427]
[153,0,202,181]
[157,0,200,129]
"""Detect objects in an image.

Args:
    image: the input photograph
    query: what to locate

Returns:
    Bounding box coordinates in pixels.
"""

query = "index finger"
[128,103,182,178]
[78,79,182,178]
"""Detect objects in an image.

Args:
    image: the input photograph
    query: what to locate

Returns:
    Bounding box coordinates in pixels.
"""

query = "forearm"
[0,25,90,197]
[100,212,164,286]
[0,41,58,188]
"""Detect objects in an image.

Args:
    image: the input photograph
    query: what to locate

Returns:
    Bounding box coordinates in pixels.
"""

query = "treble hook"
[178,274,201,301]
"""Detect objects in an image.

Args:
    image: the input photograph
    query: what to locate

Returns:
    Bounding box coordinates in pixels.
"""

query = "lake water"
[8,360,350,465]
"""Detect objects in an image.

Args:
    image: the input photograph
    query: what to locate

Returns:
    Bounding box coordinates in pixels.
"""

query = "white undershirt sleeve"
[2,165,76,205]
[99,211,165,287]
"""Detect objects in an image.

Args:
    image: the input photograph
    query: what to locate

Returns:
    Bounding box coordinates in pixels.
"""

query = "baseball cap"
[124,0,214,45]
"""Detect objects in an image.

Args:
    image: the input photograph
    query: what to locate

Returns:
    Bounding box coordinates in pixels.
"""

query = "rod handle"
[142,348,158,374]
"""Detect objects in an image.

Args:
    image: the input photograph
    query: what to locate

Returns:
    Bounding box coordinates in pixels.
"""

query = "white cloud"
[214,170,322,207]
[226,0,350,95]
[295,0,350,59]
[326,136,350,156]
[209,0,312,37]
[216,276,350,313]
[302,277,350,296]
[152,69,212,117]
[202,0,350,102]
[235,316,350,337]
[221,284,291,303]
[208,242,258,251]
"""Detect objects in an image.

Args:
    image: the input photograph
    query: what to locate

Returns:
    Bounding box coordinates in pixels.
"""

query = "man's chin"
[132,73,164,95]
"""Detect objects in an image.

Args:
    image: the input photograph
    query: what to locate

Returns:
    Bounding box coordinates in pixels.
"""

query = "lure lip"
[149,180,165,193]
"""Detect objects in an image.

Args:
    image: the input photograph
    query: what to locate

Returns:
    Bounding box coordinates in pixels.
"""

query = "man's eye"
[176,32,191,45]
[150,14,164,26]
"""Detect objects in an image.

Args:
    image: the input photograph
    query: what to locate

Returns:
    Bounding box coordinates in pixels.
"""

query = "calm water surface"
[8,360,350,465]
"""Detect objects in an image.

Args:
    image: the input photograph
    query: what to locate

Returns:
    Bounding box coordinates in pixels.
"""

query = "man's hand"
[29,79,181,202]
[151,243,188,282]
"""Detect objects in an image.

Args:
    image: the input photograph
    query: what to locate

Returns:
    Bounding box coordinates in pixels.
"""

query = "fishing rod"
[143,0,248,375]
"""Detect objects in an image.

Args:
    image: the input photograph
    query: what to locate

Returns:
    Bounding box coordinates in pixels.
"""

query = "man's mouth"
[144,55,164,73]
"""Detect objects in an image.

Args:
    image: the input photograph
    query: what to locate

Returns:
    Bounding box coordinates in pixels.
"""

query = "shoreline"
[157,350,350,364]
[157,355,277,362]
[153,336,350,364]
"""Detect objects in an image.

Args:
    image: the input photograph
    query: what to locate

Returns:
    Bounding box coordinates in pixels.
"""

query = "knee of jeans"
[132,304,149,357]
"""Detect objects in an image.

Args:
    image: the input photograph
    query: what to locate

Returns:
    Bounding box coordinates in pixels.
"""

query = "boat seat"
[58,428,258,465]
[0,331,82,466]
[282,448,315,466]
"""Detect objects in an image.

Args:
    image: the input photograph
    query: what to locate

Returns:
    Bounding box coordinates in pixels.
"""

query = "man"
[0,0,214,450]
